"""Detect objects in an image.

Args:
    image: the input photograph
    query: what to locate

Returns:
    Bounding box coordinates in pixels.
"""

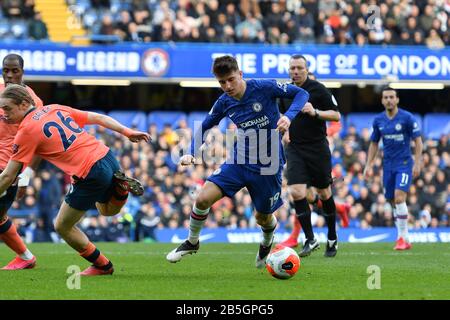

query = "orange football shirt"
[0,83,43,170]
[11,104,109,178]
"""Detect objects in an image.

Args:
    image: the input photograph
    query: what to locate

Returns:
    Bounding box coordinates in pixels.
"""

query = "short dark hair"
[381,86,398,97]
[290,54,307,63]
[2,54,24,69]
[212,55,239,77]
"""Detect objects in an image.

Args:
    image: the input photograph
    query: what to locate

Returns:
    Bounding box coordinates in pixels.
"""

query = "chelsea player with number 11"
[364,87,423,250]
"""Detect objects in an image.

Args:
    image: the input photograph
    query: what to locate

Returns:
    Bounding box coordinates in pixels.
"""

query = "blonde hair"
[0,84,34,105]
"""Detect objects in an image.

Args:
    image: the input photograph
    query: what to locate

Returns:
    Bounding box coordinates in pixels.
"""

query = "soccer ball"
[265,246,301,280]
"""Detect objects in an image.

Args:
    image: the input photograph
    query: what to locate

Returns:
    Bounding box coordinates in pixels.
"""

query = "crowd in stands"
[71,0,450,47]
[0,0,48,40]
[9,117,450,243]
[1,0,449,47]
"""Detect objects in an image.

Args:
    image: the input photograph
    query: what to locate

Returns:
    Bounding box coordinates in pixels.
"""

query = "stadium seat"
[109,111,148,132]
[0,20,10,37]
[74,0,91,14]
[82,9,99,29]
[187,111,208,131]
[423,113,450,139]
[110,0,132,13]
[413,113,423,133]
[148,111,187,132]
[187,112,230,133]
[345,113,378,135]
[11,20,28,39]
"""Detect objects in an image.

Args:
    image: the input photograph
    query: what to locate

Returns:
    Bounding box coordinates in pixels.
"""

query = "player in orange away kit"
[0,84,150,276]
[0,54,44,270]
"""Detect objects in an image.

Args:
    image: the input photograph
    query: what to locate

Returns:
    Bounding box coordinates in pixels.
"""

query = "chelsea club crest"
[252,102,262,112]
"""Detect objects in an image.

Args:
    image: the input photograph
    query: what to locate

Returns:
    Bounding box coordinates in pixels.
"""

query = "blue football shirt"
[191,79,309,174]
[370,108,421,165]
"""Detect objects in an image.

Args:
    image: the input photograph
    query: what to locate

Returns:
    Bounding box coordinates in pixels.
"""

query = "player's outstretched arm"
[0,160,23,197]
[86,112,150,143]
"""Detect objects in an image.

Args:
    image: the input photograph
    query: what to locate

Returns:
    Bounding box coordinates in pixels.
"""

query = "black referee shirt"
[279,78,339,145]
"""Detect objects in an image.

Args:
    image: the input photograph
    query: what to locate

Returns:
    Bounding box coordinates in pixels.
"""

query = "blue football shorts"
[207,163,283,214]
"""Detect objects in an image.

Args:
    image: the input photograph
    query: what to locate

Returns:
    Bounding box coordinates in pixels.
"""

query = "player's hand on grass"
[276,115,291,134]
[180,154,195,166]
[301,102,315,117]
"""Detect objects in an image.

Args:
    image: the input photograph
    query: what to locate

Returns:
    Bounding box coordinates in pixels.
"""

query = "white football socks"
[261,215,277,247]
[20,249,34,260]
[395,202,409,241]
[188,205,210,245]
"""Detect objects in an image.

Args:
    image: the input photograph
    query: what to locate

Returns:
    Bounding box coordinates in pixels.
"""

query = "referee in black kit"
[281,54,341,257]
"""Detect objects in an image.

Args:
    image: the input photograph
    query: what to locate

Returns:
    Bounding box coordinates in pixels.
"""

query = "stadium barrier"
[156,227,450,244]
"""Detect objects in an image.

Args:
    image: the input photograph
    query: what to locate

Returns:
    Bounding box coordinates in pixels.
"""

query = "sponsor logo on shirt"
[239,115,269,129]
[384,134,404,141]
[12,144,19,154]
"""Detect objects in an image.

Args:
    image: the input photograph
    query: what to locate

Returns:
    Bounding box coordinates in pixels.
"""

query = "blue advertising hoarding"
[155,227,450,243]
[0,42,448,82]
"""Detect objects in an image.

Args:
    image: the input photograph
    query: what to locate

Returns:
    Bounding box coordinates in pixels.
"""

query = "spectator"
[425,28,445,49]
[22,0,36,19]
[235,12,263,42]
[28,11,48,40]
[2,0,22,18]
[90,0,110,9]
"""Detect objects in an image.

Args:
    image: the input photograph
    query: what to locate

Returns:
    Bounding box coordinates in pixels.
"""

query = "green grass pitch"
[1,242,449,300]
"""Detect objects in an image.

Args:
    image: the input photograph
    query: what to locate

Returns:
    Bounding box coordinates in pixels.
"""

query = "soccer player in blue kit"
[363,87,423,250]
[167,55,309,267]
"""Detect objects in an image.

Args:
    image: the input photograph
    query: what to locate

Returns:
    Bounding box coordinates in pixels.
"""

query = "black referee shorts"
[285,142,333,189]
